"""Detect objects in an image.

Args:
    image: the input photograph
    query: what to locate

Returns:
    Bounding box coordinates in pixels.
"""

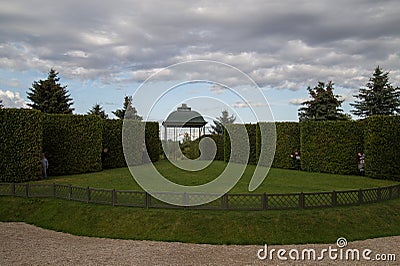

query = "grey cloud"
[0,0,400,92]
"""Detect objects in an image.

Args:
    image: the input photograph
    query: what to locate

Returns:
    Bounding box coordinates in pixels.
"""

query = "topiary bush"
[364,116,400,180]
[43,114,103,175]
[0,109,43,182]
[300,120,364,175]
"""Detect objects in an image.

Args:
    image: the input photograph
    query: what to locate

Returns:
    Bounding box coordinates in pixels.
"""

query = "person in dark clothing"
[290,150,301,170]
[357,152,365,176]
[42,153,49,179]
[101,147,109,166]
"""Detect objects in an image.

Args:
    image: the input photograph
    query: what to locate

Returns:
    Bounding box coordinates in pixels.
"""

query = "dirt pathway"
[0,222,398,265]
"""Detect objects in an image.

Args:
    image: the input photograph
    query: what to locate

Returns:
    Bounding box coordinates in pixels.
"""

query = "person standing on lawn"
[42,153,49,179]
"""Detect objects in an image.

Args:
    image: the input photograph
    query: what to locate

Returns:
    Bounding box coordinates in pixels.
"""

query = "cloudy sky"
[1,0,400,122]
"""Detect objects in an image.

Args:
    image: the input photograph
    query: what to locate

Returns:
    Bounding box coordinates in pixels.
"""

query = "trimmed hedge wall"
[145,122,160,162]
[122,121,160,166]
[300,121,364,175]
[43,114,103,175]
[273,122,300,169]
[103,120,160,168]
[364,116,400,180]
[224,124,252,164]
[256,122,299,169]
[0,109,43,182]
[245,124,257,165]
[102,119,126,169]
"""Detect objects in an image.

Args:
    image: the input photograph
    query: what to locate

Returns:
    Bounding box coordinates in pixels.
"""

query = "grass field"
[34,160,397,194]
[3,160,397,245]
[1,196,400,245]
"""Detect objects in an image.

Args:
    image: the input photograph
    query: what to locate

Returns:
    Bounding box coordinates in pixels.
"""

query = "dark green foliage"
[145,122,160,162]
[299,81,350,121]
[43,114,103,175]
[210,110,236,135]
[183,134,225,161]
[257,122,300,169]
[113,96,142,120]
[102,119,126,169]
[364,116,400,180]
[88,104,108,119]
[351,66,400,117]
[27,69,74,114]
[245,124,257,165]
[223,124,253,164]
[300,121,364,175]
[206,134,224,161]
[0,109,43,182]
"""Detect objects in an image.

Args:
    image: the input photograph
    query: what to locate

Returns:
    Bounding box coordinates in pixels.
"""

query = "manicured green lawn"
[34,160,397,193]
[1,196,399,245]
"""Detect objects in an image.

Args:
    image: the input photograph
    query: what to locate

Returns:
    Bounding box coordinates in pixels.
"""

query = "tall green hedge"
[364,116,400,180]
[43,114,103,175]
[102,119,126,169]
[245,124,257,165]
[257,122,299,169]
[122,121,160,166]
[271,122,300,169]
[0,109,43,182]
[145,122,160,162]
[224,124,252,164]
[300,121,364,175]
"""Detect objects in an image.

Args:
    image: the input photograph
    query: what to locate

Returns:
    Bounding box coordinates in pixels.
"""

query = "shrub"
[245,124,257,165]
[364,116,400,180]
[257,122,299,169]
[0,109,43,182]
[145,122,160,162]
[224,124,251,164]
[300,120,364,175]
[43,114,103,175]
[102,119,126,169]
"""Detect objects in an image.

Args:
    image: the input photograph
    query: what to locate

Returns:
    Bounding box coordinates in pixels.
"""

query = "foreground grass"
[1,196,399,245]
[35,160,397,194]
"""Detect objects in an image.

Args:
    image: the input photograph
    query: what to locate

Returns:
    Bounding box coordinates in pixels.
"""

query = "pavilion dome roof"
[162,104,207,128]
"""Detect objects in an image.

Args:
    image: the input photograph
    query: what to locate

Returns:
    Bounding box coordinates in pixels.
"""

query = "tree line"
[3,66,398,122]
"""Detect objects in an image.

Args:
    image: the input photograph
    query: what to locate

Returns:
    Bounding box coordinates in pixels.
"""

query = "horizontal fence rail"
[0,183,399,211]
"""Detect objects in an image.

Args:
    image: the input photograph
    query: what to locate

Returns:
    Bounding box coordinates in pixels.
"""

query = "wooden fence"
[0,183,399,210]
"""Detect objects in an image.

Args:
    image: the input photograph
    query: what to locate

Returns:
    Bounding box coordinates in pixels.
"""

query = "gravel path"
[0,222,398,265]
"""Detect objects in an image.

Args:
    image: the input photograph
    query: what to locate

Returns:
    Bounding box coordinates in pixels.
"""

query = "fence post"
[222,194,228,209]
[68,184,72,200]
[145,192,150,208]
[183,192,188,206]
[377,187,382,202]
[332,191,337,207]
[25,183,29,198]
[112,189,116,206]
[86,186,90,203]
[52,183,56,198]
[262,193,267,210]
[11,183,15,196]
[299,192,305,209]
[358,189,363,205]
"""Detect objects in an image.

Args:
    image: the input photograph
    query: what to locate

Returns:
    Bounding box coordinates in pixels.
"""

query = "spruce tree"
[87,103,108,119]
[113,96,142,120]
[27,69,74,114]
[351,66,400,117]
[210,110,236,135]
[298,81,349,121]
